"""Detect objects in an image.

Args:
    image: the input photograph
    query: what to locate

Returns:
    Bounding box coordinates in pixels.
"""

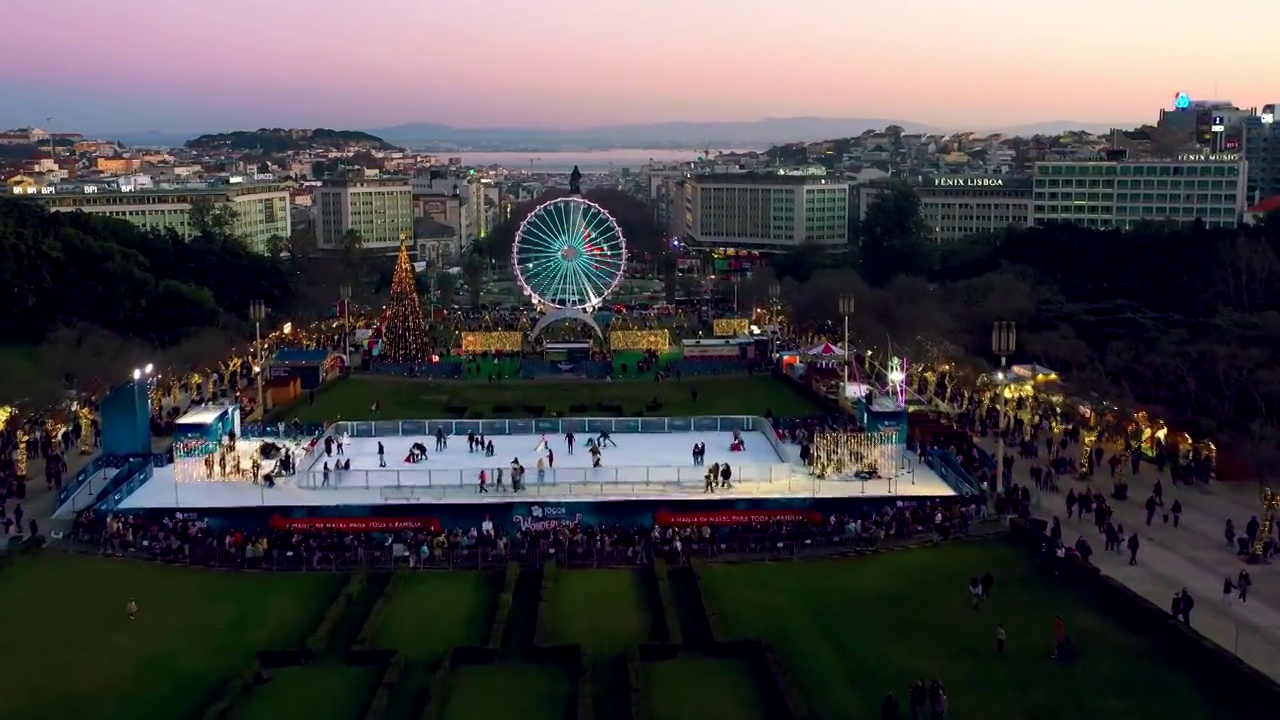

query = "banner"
[268,514,442,533]
[652,508,826,527]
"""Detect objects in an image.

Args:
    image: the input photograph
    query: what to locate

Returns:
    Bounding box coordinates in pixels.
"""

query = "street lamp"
[991,321,1017,494]
[340,285,352,355]
[839,294,855,396]
[131,364,154,441]
[249,300,267,416]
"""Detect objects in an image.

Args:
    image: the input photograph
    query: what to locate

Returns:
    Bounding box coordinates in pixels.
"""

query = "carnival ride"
[512,196,627,310]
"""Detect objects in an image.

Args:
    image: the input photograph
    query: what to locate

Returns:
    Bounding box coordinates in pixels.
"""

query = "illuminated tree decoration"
[381,239,428,362]
[512,197,626,310]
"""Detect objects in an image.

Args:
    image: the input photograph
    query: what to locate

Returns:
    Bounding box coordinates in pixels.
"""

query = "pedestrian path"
[980,438,1280,683]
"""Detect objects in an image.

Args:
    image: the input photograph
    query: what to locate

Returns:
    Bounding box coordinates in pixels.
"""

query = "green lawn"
[373,572,499,662]
[0,553,344,720]
[282,374,818,422]
[699,542,1228,720]
[548,569,656,654]
[439,664,573,720]
[232,665,382,720]
[643,656,766,720]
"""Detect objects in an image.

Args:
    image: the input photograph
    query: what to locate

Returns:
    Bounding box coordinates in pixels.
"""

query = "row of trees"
[761,182,1280,456]
[0,197,297,409]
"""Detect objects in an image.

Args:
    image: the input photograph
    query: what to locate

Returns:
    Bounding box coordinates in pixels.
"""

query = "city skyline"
[4,0,1278,133]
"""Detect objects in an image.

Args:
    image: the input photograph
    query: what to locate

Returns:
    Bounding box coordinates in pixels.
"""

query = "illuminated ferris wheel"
[511,196,627,310]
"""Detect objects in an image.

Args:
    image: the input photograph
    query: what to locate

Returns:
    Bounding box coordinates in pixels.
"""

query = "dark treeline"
[759,182,1280,458]
[0,197,295,404]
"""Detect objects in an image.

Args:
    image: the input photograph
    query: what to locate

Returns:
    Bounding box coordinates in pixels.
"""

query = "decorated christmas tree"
[380,239,428,362]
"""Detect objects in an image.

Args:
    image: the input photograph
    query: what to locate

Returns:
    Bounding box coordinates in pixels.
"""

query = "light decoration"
[381,238,428,362]
[1254,488,1278,559]
[713,318,750,337]
[77,406,94,454]
[461,331,523,353]
[15,428,28,477]
[173,437,258,483]
[1079,429,1099,478]
[609,329,671,351]
[512,197,627,310]
[887,356,907,408]
[812,431,898,479]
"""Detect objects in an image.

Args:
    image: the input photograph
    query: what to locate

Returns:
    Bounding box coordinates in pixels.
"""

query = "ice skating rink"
[115,430,956,509]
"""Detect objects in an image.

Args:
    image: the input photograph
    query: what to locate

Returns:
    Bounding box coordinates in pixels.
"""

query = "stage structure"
[812,431,898,480]
[100,379,155,457]
[172,404,248,483]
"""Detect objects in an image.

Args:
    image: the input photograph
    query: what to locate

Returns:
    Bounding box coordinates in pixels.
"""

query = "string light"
[712,318,749,337]
[462,331,523,353]
[15,428,28,477]
[812,431,898,479]
[1254,488,1278,558]
[1079,429,1099,478]
[381,238,428,362]
[609,329,670,351]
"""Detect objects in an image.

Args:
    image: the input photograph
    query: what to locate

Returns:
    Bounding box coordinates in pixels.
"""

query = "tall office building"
[1032,155,1247,230]
[1242,105,1280,204]
[682,173,848,252]
[315,176,413,253]
[28,182,290,253]
[909,176,1032,241]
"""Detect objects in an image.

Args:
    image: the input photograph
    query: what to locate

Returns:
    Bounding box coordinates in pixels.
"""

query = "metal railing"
[330,415,768,439]
[298,462,794,491]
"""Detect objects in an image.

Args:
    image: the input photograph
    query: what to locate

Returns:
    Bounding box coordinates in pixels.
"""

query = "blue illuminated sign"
[1174,92,1191,110]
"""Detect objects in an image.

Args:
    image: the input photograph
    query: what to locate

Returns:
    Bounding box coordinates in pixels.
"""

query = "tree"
[162,327,237,375]
[857,181,931,283]
[434,270,458,307]
[340,228,365,266]
[380,242,428,362]
[189,197,238,241]
[38,323,150,398]
[462,252,485,308]
[287,227,318,266]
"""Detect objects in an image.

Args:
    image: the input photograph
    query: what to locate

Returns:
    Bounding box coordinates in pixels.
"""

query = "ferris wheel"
[512,197,627,310]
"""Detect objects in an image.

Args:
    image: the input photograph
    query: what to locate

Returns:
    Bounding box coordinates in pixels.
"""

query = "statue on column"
[569,165,582,196]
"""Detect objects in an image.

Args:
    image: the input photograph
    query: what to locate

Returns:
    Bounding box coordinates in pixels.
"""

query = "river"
[439,149,757,173]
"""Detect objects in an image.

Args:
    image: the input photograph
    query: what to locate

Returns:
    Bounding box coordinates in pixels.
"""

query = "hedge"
[418,648,455,720]
[354,569,405,650]
[362,654,406,720]
[688,560,729,643]
[488,562,520,650]
[201,659,263,720]
[307,569,370,656]
[651,559,683,646]
[626,647,645,720]
[533,559,559,647]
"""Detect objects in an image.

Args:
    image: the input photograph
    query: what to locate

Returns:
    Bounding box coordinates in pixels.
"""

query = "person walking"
[377,441,386,468]
[1127,531,1141,565]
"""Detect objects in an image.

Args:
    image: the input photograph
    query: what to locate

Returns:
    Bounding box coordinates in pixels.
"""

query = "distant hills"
[105,116,1134,151]
[184,128,398,153]
[362,117,1131,150]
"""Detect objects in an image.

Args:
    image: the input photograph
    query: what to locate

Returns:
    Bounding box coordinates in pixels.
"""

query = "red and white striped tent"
[803,341,846,357]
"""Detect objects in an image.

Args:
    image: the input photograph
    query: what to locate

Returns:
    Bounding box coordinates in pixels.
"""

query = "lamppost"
[839,294,855,396]
[340,285,352,355]
[249,300,267,415]
[991,321,1017,494]
[768,281,781,358]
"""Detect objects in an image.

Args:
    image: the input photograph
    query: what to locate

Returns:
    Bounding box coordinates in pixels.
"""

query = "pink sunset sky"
[4,0,1277,132]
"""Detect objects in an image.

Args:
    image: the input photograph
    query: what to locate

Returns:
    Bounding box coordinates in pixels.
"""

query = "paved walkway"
[980,436,1280,682]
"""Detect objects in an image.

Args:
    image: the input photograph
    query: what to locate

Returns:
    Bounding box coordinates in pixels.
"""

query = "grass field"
[231,665,382,720]
[280,374,820,422]
[3,542,1239,720]
[0,553,344,720]
[699,542,1227,720]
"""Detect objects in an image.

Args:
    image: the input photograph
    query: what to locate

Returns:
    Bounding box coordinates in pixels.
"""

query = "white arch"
[530,307,605,342]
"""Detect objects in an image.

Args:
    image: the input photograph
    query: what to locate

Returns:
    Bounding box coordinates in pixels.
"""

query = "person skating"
[565,431,575,454]
[377,441,386,468]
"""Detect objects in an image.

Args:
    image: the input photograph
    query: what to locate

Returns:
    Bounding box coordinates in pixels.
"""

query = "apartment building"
[1243,106,1280,203]
[28,182,290,252]
[1032,155,1247,230]
[681,173,849,251]
[315,176,413,253]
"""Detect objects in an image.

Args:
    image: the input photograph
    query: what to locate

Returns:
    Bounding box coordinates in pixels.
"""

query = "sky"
[3,0,1278,134]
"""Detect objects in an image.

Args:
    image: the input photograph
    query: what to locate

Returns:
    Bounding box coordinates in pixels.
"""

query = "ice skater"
[565,431,575,454]
[597,430,617,447]
[535,434,549,455]
[468,431,478,453]
[378,441,386,467]
[435,427,447,452]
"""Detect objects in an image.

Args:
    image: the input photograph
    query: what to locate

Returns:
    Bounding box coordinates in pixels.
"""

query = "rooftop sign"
[1175,152,1239,162]
[925,176,1006,188]
[10,184,135,195]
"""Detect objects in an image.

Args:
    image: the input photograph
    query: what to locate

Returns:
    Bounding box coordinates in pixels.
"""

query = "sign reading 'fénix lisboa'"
[927,176,1006,188]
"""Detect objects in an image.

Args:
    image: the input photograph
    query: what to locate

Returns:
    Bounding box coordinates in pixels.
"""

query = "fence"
[58,530,906,571]
[299,462,800,494]
[330,415,769,439]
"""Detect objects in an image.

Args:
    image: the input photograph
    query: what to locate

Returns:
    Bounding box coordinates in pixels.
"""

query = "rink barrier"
[300,462,798,493]
[329,415,769,440]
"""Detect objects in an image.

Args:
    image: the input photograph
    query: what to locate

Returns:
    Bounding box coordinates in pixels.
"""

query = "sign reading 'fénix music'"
[926,176,1006,188]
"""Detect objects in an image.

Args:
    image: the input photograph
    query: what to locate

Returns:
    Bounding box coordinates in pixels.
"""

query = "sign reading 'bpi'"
[926,176,1006,188]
